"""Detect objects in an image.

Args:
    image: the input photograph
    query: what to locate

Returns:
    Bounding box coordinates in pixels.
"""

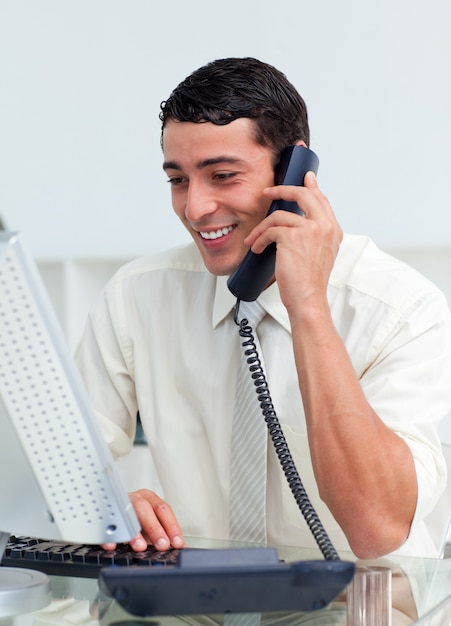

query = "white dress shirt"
[75,234,451,557]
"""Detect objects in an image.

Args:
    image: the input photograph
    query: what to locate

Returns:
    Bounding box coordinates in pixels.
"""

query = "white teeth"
[200,226,234,240]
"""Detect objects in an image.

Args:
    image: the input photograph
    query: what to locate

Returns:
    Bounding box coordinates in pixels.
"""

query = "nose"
[184,179,218,223]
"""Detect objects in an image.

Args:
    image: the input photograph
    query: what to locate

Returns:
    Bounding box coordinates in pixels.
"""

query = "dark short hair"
[160,57,310,160]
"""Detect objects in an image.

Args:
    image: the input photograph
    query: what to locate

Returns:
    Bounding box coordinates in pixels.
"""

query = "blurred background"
[1,0,450,441]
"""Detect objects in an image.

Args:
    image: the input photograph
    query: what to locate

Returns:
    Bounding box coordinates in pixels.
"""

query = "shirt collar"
[213,275,292,333]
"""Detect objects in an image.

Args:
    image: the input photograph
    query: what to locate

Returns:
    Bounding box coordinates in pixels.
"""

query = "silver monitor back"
[0,231,140,545]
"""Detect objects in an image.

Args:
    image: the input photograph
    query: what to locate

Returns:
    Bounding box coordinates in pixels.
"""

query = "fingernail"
[172,535,184,548]
[155,537,169,550]
[132,536,148,550]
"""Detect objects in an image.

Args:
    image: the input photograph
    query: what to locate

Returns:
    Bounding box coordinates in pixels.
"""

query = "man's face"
[162,118,275,276]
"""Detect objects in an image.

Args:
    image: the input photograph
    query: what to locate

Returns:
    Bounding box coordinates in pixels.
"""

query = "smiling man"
[76,57,451,559]
[163,118,277,277]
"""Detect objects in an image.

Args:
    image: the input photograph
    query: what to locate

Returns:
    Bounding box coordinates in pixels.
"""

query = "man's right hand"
[102,489,186,552]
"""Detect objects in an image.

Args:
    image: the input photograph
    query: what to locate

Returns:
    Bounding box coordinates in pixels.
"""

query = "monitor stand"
[0,532,51,617]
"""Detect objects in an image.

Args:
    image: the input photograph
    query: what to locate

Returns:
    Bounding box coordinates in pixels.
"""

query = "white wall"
[0,0,450,259]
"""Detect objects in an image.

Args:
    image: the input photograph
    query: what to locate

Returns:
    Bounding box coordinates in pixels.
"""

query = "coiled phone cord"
[234,300,340,562]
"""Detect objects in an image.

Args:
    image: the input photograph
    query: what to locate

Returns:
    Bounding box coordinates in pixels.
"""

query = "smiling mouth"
[199,225,235,240]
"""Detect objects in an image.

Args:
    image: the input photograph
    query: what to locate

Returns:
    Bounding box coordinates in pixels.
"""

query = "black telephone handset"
[227,145,319,302]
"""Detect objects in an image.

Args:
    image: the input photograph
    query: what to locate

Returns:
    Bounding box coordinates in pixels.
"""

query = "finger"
[130,490,185,551]
[264,180,338,231]
[100,531,161,553]
[263,182,319,210]
[303,170,318,188]
[265,170,317,195]
[244,200,307,253]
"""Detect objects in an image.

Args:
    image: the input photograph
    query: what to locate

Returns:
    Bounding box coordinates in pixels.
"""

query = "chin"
[200,253,242,278]
[204,264,233,277]
[202,259,237,277]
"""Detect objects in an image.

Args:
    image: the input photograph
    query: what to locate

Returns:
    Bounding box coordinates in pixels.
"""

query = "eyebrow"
[162,156,244,171]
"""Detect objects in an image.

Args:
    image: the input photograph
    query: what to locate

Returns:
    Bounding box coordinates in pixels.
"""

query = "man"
[76,57,451,559]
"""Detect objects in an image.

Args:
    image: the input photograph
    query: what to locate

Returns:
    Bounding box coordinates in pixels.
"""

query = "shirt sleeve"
[360,287,451,523]
[74,281,138,459]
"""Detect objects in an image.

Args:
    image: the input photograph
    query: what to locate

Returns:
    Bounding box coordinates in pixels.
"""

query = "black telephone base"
[98,547,354,617]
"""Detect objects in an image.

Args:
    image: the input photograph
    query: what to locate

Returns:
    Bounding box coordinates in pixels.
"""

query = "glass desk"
[1,538,451,625]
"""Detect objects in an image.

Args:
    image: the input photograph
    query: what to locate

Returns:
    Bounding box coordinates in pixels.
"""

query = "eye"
[213,172,237,182]
[167,176,187,187]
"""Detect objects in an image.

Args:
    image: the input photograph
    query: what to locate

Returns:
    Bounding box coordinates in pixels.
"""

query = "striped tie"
[229,300,267,544]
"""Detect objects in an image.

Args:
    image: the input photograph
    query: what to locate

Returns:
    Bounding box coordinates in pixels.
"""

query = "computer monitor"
[0,230,140,615]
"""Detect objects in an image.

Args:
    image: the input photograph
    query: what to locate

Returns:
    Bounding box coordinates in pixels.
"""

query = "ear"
[294,140,308,148]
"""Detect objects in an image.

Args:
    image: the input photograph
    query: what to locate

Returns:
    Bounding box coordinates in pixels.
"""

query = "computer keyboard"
[1,535,180,578]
